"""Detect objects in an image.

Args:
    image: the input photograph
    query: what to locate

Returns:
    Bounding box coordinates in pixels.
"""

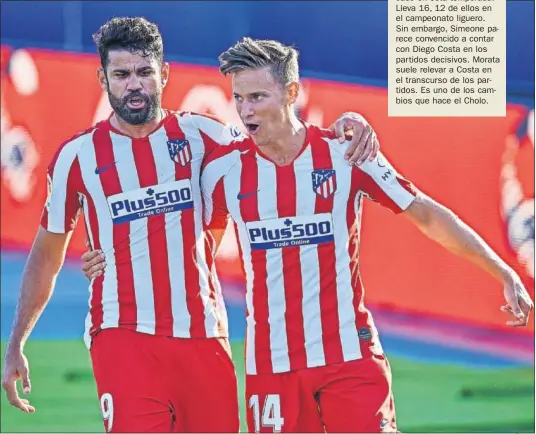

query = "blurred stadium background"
[1,1,534,432]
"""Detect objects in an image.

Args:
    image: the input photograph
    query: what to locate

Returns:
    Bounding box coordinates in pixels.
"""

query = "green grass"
[1,340,534,432]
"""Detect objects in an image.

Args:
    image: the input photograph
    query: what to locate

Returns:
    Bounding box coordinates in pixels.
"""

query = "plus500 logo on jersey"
[107,179,193,224]
[246,213,334,250]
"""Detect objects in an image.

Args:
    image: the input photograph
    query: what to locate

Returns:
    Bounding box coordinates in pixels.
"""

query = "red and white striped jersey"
[202,123,418,375]
[41,111,242,348]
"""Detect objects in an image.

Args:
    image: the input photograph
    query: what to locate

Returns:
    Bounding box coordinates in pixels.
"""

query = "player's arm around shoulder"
[190,111,245,147]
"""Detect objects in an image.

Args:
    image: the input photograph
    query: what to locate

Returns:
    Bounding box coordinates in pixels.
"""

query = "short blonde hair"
[219,37,300,87]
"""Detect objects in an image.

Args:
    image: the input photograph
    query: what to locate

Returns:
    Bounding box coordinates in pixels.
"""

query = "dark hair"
[219,37,299,87]
[92,17,163,70]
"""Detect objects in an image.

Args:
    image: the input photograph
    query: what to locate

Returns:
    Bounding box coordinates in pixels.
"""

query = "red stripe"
[63,158,83,231]
[93,127,137,330]
[164,116,205,338]
[348,169,373,358]
[83,186,104,334]
[310,136,344,365]
[47,127,95,177]
[41,130,93,231]
[40,208,48,230]
[239,150,273,374]
[207,178,230,231]
[199,129,220,159]
[131,137,174,336]
[202,179,223,331]
[74,137,103,334]
[204,238,219,328]
[275,165,307,370]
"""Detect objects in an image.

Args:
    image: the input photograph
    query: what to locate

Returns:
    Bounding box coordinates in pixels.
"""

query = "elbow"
[404,193,435,233]
[405,194,455,241]
[26,242,64,280]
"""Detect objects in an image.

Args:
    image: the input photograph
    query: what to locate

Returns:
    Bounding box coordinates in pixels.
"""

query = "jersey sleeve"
[192,113,245,156]
[200,150,234,232]
[40,141,83,233]
[356,151,418,214]
[204,177,230,232]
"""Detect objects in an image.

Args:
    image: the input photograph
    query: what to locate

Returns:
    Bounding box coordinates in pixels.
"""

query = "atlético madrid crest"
[311,169,337,199]
[167,139,192,166]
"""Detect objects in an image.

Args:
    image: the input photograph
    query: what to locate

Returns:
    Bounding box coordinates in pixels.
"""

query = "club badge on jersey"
[246,213,334,250]
[167,139,192,166]
[106,180,194,224]
[312,169,337,199]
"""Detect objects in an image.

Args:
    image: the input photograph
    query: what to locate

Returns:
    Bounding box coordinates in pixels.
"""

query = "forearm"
[8,236,67,350]
[406,195,511,283]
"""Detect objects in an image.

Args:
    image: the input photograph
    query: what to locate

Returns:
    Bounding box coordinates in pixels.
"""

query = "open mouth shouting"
[127,96,146,110]
[245,123,260,135]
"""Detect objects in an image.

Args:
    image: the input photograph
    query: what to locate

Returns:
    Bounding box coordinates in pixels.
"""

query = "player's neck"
[258,115,306,166]
[110,109,165,138]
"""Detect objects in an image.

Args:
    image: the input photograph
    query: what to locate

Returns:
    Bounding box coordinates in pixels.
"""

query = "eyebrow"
[110,66,154,74]
[233,91,268,97]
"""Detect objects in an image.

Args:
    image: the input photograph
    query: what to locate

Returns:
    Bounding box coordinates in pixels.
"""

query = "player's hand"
[81,249,106,281]
[501,272,533,327]
[329,112,379,165]
[2,346,35,413]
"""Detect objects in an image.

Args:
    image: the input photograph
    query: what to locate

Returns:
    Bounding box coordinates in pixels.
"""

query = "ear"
[287,82,299,105]
[161,62,170,88]
[97,68,108,92]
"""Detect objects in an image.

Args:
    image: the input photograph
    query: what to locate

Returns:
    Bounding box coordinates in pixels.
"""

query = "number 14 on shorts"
[249,394,284,432]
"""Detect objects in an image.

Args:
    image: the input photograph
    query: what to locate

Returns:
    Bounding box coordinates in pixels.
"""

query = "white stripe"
[178,116,217,335]
[198,149,242,336]
[80,193,96,349]
[354,190,382,352]
[46,136,84,232]
[359,152,416,210]
[151,128,191,336]
[257,156,290,373]
[224,160,258,374]
[295,147,325,367]
[201,151,242,226]
[327,139,361,360]
[78,132,119,331]
[111,132,156,334]
[211,257,229,335]
[80,193,94,249]
[191,113,245,146]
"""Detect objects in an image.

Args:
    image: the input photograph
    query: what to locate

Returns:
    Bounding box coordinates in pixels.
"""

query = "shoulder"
[176,111,228,130]
[188,111,227,126]
[49,126,96,170]
[202,139,248,172]
[308,123,352,142]
[307,123,353,158]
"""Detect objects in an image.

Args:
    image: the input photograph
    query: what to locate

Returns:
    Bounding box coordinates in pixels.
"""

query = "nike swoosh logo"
[237,190,259,200]
[95,161,117,175]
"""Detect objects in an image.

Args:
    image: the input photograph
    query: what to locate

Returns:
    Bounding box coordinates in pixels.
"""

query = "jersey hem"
[245,351,385,375]
[84,324,229,349]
